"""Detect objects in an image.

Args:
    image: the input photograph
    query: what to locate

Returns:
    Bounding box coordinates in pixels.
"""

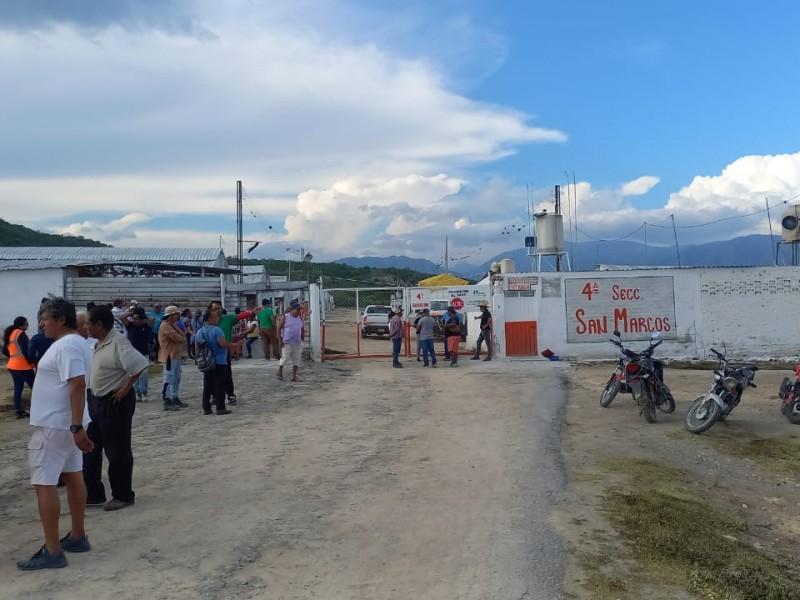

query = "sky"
[1,0,800,267]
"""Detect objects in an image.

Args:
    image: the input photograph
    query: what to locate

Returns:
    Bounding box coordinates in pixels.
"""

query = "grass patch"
[577,552,629,599]
[668,429,800,475]
[602,457,687,487]
[604,483,800,599]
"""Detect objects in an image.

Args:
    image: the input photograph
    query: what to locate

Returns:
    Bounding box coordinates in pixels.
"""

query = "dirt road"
[1,358,567,600]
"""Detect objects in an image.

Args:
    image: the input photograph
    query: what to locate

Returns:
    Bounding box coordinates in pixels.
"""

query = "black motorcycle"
[600,331,675,423]
[685,347,758,434]
[778,364,800,425]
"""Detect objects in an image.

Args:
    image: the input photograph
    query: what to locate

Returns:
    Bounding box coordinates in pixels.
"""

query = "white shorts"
[279,343,303,368]
[28,427,82,486]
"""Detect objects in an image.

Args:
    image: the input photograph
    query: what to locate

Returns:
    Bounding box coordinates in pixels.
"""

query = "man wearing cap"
[444,306,462,367]
[85,305,148,512]
[158,305,187,411]
[389,307,405,368]
[471,301,493,362]
[277,300,304,381]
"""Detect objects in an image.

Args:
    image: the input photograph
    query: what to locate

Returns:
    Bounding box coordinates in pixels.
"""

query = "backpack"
[194,326,217,372]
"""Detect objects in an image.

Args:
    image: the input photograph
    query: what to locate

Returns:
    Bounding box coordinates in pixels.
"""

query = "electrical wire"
[576,196,797,240]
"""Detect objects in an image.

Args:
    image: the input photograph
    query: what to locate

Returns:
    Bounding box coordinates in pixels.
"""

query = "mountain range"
[337,235,793,276]
[0,218,106,247]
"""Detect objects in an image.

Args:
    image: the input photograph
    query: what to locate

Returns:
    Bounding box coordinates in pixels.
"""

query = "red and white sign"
[451,297,464,310]
[410,289,431,311]
[565,277,677,342]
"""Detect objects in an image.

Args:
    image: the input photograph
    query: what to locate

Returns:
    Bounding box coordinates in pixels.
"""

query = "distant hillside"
[237,258,438,287]
[0,218,107,247]
[333,234,794,276]
[475,234,788,273]
[336,255,444,274]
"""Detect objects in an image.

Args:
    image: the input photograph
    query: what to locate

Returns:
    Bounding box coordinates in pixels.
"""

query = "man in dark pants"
[389,307,404,368]
[471,300,493,361]
[208,301,237,404]
[197,309,241,415]
[84,306,148,511]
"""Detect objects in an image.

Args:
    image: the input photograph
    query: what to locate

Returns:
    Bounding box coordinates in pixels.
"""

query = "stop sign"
[451,297,465,310]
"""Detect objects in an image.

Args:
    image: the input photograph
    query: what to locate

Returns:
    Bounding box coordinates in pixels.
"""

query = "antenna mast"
[236,180,244,284]
[445,235,449,273]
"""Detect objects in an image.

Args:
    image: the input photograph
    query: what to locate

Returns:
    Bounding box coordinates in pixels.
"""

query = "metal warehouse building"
[0,247,234,327]
[0,247,310,329]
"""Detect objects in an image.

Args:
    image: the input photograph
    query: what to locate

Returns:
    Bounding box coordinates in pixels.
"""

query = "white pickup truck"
[361,305,393,338]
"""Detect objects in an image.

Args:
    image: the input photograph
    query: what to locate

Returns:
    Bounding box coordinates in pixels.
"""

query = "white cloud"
[454,217,471,229]
[284,174,462,252]
[0,10,564,181]
[60,212,152,242]
[534,152,800,245]
[620,175,660,196]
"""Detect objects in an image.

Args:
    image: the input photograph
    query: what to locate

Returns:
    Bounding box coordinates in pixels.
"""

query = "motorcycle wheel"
[786,400,800,425]
[778,377,791,400]
[641,381,657,423]
[657,383,676,414]
[685,395,722,434]
[600,377,621,408]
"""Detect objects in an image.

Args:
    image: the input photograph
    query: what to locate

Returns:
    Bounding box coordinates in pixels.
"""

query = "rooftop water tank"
[534,212,565,254]
[500,258,516,273]
[781,205,800,243]
[490,262,502,274]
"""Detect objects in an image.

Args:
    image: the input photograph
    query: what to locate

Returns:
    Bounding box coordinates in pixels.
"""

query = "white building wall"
[0,268,65,327]
[492,266,800,361]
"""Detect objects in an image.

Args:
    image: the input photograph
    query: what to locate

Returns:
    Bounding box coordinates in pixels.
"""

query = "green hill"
[238,257,437,287]
[0,218,107,247]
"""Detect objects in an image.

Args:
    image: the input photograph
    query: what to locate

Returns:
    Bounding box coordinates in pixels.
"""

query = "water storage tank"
[534,212,565,254]
[781,205,800,242]
[490,262,502,274]
[500,258,516,273]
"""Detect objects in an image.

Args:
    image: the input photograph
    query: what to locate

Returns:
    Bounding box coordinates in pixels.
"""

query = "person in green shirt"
[219,309,237,342]
[258,299,279,360]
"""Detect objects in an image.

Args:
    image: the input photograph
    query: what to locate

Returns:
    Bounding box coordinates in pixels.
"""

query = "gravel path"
[0,357,567,600]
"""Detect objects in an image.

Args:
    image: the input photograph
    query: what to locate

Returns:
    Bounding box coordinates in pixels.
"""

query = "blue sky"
[1,0,799,260]
[476,1,800,197]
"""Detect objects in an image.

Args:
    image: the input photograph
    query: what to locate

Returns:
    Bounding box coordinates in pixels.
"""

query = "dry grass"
[601,459,800,600]
[669,429,800,475]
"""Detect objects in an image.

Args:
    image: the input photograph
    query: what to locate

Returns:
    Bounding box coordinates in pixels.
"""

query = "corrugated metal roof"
[0,247,223,263]
[0,259,236,274]
[242,265,266,274]
[0,259,95,271]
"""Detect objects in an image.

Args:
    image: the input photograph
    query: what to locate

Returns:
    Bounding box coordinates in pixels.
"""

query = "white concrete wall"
[0,268,65,328]
[491,266,800,361]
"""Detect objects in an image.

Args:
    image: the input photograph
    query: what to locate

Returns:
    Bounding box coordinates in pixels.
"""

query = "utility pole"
[236,180,244,284]
[445,235,449,274]
[765,198,777,266]
[670,214,682,267]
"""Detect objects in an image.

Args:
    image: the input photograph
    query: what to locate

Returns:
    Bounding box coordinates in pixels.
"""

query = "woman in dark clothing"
[3,316,35,418]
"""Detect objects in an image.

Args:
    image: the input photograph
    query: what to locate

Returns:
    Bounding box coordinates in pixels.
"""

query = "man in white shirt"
[18,298,94,571]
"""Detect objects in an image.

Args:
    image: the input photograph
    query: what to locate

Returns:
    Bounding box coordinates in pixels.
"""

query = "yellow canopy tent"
[417,273,469,287]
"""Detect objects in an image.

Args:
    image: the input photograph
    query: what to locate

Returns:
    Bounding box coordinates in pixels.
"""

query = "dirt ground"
[0,356,567,600]
[558,365,800,599]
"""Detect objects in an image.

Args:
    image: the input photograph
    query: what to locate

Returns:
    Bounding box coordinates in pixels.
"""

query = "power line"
[577,197,796,240]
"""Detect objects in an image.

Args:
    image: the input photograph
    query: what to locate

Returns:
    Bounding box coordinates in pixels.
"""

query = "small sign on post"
[506,276,539,291]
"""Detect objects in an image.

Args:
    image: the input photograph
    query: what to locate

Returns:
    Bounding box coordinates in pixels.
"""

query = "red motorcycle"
[778,365,800,425]
[600,331,675,422]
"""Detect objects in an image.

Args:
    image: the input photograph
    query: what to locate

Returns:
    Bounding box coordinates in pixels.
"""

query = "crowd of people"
[2,294,306,571]
[393,300,493,369]
[2,293,487,571]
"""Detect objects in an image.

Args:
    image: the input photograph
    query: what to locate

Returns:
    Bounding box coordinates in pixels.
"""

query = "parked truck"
[361,305,393,338]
